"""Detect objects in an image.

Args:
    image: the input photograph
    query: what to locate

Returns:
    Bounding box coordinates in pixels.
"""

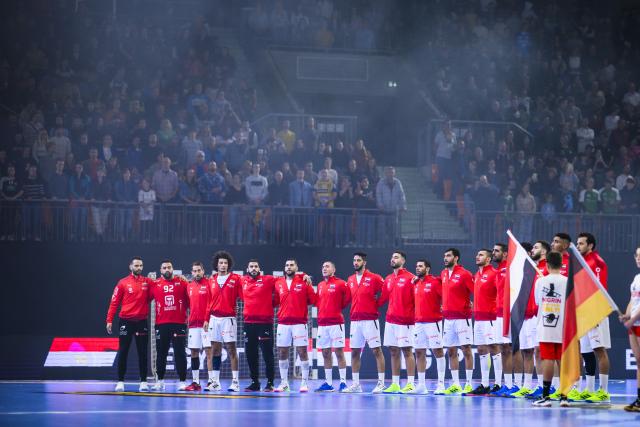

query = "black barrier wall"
[0,243,637,379]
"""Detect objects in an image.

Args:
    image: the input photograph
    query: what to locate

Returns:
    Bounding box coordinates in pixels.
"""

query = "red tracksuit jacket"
[241,275,280,323]
[316,276,351,326]
[151,276,189,325]
[584,251,608,289]
[275,275,316,325]
[414,274,443,323]
[188,277,211,328]
[208,273,243,318]
[495,260,507,317]
[346,269,385,321]
[441,264,474,320]
[106,273,153,322]
[474,265,497,321]
[382,268,416,325]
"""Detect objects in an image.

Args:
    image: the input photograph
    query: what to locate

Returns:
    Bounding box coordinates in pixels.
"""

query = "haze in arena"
[2,0,640,425]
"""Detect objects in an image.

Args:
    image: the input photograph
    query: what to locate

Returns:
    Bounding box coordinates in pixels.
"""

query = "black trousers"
[243,323,275,383]
[117,318,149,382]
[155,323,187,381]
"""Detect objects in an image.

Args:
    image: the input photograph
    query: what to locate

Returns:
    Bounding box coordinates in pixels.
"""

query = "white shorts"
[519,317,538,350]
[493,317,511,344]
[349,320,382,349]
[414,321,444,349]
[316,324,346,349]
[188,327,211,349]
[473,320,497,346]
[383,322,414,347]
[277,323,308,347]
[208,315,237,343]
[579,317,611,351]
[443,319,473,347]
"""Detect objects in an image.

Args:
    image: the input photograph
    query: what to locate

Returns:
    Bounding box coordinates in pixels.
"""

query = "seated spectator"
[82,148,105,181]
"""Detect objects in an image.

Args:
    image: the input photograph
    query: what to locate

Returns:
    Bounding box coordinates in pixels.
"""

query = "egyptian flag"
[559,244,619,395]
[503,230,538,351]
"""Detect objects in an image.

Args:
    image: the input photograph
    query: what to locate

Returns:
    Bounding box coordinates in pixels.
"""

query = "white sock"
[378,372,385,382]
[352,372,360,384]
[392,375,400,385]
[339,368,346,383]
[301,360,309,381]
[480,354,490,387]
[279,360,289,382]
[208,370,214,381]
[157,379,164,385]
[524,373,533,389]
[324,369,333,384]
[492,354,503,385]
[515,372,523,388]
[436,357,446,385]
[552,376,560,388]
[192,369,199,382]
[599,374,609,392]
[505,373,513,388]
[451,369,460,385]
[213,370,220,383]
[466,369,473,385]
[232,370,239,382]
[407,375,414,385]
[418,371,426,385]
[586,375,595,391]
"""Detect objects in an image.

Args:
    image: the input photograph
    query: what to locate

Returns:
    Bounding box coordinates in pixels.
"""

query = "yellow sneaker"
[585,389,610,403]
[443,384,463,395]
[382,383,402,394]
[548,390,563,401]
[401,383,415,394]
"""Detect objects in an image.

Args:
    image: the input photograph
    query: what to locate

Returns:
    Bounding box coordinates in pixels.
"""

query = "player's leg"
[350,347,362,386]
[257,324,275,390]
[205,315,215,388]
[513,350,524,389]
[458,319,474,392]
[501,343,514,389]
[348,321,364,388]
[333,324,347,389]
[401,346,416,390]
[153,324,170,390]
[243,323,260,390]
[275,323,292,391]
[315,325,333,391]
[294,323,310,392]
[210,340,223,388]
[414,322,427,392]
[443,319,462,393]
[133,320,150,391]
[521,349,535,393]
[115,319,134,391]
[532,344,556,407]
[624,331,640,411]
[461,344,474,391]
[225,341,239,391]
[470,320,491,394]
[586,318,611,401]
[383,322,402,393]
[173,325,188,389]
[186,327,203,390]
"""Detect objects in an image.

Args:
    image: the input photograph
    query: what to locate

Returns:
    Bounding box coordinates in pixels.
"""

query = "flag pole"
[506,229,544,277]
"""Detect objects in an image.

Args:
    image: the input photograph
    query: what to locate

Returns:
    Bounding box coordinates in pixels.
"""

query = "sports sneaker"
[548,390,562,401]
[490,384,509,396]
[338,382,348,392]
[624,398,640,412]
[414,384,428,394]
[509,386,532,398]
[525,386,544,400]
[185,382,201,392]
[371,381,385,394]
[315,382,335,392]
[585,389,610,403]
[443,384,463,395]
[177,382,188,391]
[274,382,290,392]
[244,381,261,392]
[342,383,362,393]
[299,380,309,393]
[204,381,214,391]
[383,383,402,394]
[227,380,240,392]
[263,382,275,392]
[560,397,570,407]
[115,381,125,392]
[139,382,149,392]
[489,384,502,394]
[463,384,489,396]
[401,382,416,394]
[433,384,446,395]
[578,389,594,401]
[206,381,221,392]
[533,396,552,407]
[502,385,520,397]
[462,383,473,394]
[566,388,584,402]
[152,381,165,391]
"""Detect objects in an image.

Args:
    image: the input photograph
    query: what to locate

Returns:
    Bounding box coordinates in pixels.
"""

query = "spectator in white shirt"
[245,163,268,205]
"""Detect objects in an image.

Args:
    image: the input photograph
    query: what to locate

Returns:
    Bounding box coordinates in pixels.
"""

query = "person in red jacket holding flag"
[314,261,351,393]
[412,259,445,394]
[150,259,190,391]
[441,247,475,395]
[184,261,211,392]
[106,256,154,392]
[203,251,242,392]
[342,252,387,394]
[575,232,611,402]
[381,251,416,394]
[466,249,499,396]
[274,258,316,393]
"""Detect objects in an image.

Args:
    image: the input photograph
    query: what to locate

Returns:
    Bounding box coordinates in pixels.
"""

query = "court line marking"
[2,409,366,415]
[62,391,284,399]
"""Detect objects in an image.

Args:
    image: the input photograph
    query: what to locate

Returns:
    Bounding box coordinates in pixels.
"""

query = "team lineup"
[106,233,640,412]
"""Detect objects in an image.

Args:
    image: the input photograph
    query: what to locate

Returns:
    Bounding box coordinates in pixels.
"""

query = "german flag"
[559,244,619,395]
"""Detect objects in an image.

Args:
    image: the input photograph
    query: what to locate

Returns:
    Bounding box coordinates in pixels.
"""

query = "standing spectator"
[268,171,289,206]
[375,167,406,245]
[68,163,91,241]
[303,161,318,185]
[314,169,336,208]
[32,130,49,163]
[599,179,621,214]
[182,130,203,167]
[90,168,112,240]
[179,169,201,205]
[48,160,68,200]
[49,127,72,161]
[198,161,227,204]
[558,163,579,193]
[152,157,179,203]
[125,137,145,174]
[73,133,93,163]
[620,177,640,214]
[289,169,314,207]
[352,139,369,171]
[300,117,320,151]
[434,120,456,199]
[334,176,354,246]
[579,178,600,214]
[245,163,269,243]
[355,176,378,247]
[143,134,162,171]
[277,120,296,153]
[289,169,314,244]
[226,137,249,173]
[0,165,22,240]
[82,148,105,181]
[332,140,350,172]
[515,183,536,242]
[157,119,177,147]
[99,134,115,162]
[225,174,248,245]
[138,179,156,242]
[114,169,138,241]
[576,119,595,153]
[21,165,46,241]
[365,158,380,187]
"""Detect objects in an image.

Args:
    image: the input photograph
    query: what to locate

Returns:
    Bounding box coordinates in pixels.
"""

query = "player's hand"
[203,321,209,332]
[411,276,418,284]
[303,274,312,284]
[106,323,113,334]
[624,319,634,329]
[619,313,630,322]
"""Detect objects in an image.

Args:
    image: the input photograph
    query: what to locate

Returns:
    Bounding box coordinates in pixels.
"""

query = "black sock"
[191,356,200,372]
[637,387,640,400]
[543,381,551,398]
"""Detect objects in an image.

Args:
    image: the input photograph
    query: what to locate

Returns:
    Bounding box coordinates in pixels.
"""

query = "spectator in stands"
[21,165,45,241]
[268,170,289,206]
[332,140,350,172]
[277,120,296,153]
[314,169,336,208]
[32,130,49,163]
[0,165,22,240]
[434,121,456,199]
[352,139,369,171]
[472,175,501,212]
[198,161,226,204]
[354,176,376,247]
[50,127,72,162]
[620,177,639,214]
[579,177,600,214]
[68,163,91,241]
[98,135,115,163]
[322,157,338,186]
[158,119,177,147]
[82,148,105,181]
[138,178,156,242]
[182,130,203,168]
[300,117,321,151]
[152,157,179,203]
[289,169,313,207]
[599,179,621,214]
[90,168,112,240]
[303,161,318,185]
[376,166,406,244]
[515,183,536,241]
[114,168,138,241]
[225,174,248,245]
[48,160,68,200]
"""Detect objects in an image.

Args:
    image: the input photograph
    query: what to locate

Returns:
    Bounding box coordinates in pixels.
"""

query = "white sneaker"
[342,383,363,393]
[299,380,309,393]
[371,381,385,394]
[414,384,428,394]
[139,382,149,392]
[177,381,187,391]
[227,380,240,392]
[274,382,290,392]
[115,381,125,392]
[433,384,446,395]
[208,381,222,392]
[204,380,214,391]
[152,381,165,391]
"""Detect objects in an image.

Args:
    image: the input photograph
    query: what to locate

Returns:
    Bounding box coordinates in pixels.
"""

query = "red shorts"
[539,342,562,360]
[629,326,640,337]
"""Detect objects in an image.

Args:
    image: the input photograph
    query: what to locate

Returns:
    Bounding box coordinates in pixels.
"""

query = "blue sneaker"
[315,382,335,392]
[502,385,519,397]
[338,382,347,392]
[526,386,543,400]
[490,385,510,397]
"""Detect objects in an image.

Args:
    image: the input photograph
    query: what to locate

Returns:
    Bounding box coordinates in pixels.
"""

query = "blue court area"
[0,380,638,427]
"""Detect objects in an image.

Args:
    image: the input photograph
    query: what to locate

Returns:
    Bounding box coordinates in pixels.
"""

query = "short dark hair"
[212,250,234,270]
[578,232,596,249]
[130,256,143,263]
[494,243,507,252]
[247,258,260,266]
[160,259,173,266]
[353,252,367,260]
[554,232,571,243]
[521,242,533,253]
[546,252,562,270]
[393,250,406,260]
[479,248,493,257]
[285,258,298,265]
[536,240,551,253]
[191,261,204,269]
[323,260,336,268]
[445,248,460,258]
[416,259,431,269]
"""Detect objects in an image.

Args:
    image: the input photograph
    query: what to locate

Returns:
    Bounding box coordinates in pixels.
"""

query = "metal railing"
[251,113,358,146]
[0,200,398,248]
